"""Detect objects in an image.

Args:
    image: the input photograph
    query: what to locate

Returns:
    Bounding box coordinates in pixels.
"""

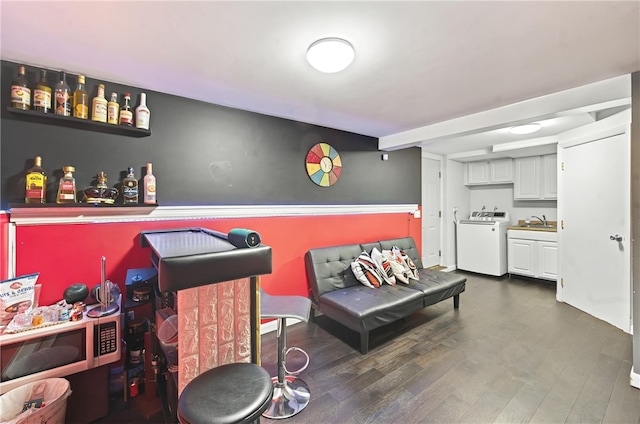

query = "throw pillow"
[351,251,384,288]
[381,249,410,284]
[392,246,419,281]
[370,247,396,285]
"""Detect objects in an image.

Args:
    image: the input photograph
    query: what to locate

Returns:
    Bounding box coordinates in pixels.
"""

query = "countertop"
[507,220,558,232]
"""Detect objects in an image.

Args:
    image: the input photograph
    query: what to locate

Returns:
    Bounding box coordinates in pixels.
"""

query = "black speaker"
[227,228,261,248]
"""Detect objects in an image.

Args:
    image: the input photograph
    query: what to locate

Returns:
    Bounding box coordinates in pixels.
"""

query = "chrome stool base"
[263,375,310,419]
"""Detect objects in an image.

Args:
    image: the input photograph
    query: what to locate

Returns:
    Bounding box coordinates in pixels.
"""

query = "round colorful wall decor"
[305,142,342,187]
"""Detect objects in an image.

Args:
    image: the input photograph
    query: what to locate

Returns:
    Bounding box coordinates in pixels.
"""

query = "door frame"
[557,110,632,325]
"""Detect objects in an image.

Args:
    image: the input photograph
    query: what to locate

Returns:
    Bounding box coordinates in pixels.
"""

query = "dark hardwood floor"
[96,272,640,423]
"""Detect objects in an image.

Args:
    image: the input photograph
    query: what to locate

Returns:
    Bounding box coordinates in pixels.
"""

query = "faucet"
[531,215,547,226]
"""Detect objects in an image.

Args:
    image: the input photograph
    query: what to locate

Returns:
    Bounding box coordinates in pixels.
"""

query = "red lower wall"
[0,213,7,281]
[10,212,421,307]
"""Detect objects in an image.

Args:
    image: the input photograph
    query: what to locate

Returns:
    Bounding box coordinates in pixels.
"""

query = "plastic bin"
[0,378,71,424]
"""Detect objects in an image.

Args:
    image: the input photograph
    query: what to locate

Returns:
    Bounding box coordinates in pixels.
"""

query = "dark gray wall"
[1,60,421,209]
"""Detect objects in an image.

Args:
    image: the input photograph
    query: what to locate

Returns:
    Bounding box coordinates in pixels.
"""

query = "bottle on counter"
[25,156,47,204]
[56,165,77,204]
[54,71,72,116]
[33,69,52,113]
[119,92,133,126]
[11,65,31,111]
[91,83,108,123]
[122,167,138,204]
[143,163,156,204]
[107,92,119,125]
[135,93,150,130]
[72,74,89,119]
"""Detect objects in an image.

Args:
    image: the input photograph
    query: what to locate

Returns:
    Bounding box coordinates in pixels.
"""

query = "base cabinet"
[508,230,557,281]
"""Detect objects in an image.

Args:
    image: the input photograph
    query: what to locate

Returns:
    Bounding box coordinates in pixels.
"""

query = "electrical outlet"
[413,210,421,218]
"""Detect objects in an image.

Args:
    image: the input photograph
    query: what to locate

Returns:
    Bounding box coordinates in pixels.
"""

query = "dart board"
[305,143,342,187]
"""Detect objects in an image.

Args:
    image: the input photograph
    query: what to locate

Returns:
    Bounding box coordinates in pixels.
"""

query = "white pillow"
[350,251,383,288]
[392,246,419,280]
[382,250,410,284]
[370,247,396,285]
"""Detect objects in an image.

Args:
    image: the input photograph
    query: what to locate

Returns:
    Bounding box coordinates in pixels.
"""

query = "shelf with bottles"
[6,107,151,137]
[9,202,158,209]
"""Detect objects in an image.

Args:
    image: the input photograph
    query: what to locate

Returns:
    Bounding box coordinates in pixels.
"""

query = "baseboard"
[443,265,456,273]
[260,318,302,335]
[631,366,640,389]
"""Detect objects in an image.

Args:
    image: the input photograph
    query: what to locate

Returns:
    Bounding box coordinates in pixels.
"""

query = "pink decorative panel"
[177,278,253,396]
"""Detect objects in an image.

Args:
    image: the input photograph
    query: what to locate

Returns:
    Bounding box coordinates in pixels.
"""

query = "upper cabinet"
[465,158,513,185]
[514,154,557,200]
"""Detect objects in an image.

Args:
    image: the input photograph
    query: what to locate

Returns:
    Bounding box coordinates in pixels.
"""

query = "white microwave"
[0,307,121,394]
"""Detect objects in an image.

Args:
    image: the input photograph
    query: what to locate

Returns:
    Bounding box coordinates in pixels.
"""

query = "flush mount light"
[306,38,355,73]
[509,123,542,135]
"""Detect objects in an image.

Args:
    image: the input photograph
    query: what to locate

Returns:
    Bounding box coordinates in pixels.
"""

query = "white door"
[422,157,441,268]
[561,131,630,332]
[508,238,535,277]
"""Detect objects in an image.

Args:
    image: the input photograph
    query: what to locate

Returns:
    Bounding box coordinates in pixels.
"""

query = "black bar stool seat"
[177,362,273,424]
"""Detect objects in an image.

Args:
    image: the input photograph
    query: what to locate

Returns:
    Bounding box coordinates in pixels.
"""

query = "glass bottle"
[143,163,156,204]
[54,71,72,116]
[25,156,47,204]
[91,83,108,123]
[72,74,89,119]
[119,92,133,126]
[122,167,138,204]
[107,92,119,125]
[83,171,118,204]
[56,165,77,204]
[33,69,52,113]
[11,65,31,111]
[135,93,150,130]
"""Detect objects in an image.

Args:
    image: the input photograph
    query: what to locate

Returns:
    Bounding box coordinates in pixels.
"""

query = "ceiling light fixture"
[306,38,355,73]
[509,123,542,135]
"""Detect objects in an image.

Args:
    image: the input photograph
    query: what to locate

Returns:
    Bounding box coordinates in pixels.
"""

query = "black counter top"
[140,228,272,293]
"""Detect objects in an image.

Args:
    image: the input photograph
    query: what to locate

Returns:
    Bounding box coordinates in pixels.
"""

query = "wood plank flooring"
[96,272,639,423]
[259,273,640,424]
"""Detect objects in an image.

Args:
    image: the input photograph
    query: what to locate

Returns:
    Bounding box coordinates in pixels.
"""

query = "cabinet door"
[536,241,558,280]
[542,154,557,199]
[508,238,536,276]
[490,159,513,183]
[514,156,541,199]
[466,162,490,185]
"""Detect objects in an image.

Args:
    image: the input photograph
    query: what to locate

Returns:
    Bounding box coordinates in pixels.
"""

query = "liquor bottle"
[72,74,89,119]
[83,172,118,204]
[122,167,138,204]
[25,156,47,204]
[54,71,72,116]
[107,92,119,125]
[56,165,77,204]
[143,163,156,204]
[11,65,31,110]
[33,69,52,113]
[119,93,133,126]
[91,83,108,123]
[135,93,150,130]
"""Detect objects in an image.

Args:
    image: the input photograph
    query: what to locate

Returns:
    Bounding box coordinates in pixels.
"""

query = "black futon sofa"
[305,237,466,354]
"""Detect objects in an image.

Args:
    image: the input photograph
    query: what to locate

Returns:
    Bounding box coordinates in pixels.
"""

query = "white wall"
[468,185,557,223]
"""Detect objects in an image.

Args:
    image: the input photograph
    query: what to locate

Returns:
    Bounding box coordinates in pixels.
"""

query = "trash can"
[0,378,71,424]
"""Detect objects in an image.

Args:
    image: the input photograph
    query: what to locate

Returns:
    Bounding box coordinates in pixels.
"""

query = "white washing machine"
[456,211,511,276]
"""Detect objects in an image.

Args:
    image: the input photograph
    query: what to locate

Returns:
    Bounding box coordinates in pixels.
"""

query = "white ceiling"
[1,1,639,158]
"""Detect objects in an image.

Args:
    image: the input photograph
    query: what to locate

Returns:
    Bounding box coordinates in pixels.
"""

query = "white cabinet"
[465,159,513,185]
[508,230,557,281]
[513,154,557,200]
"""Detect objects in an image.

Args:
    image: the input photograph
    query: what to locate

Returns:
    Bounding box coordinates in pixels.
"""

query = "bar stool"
[177,362,273,424]
[260,288,311,419]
